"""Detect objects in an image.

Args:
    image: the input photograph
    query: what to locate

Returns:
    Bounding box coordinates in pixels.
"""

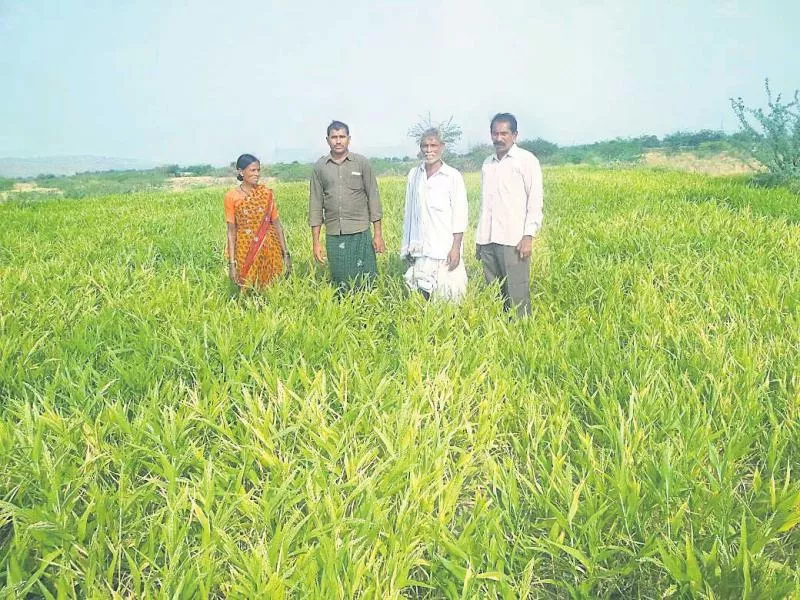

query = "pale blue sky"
[1,0,797,165]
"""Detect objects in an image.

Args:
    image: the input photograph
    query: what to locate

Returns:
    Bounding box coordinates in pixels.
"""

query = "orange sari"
[224,185,284,288]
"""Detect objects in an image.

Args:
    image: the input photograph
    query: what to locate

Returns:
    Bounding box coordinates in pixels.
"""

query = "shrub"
[183,164,214,176]
[519,138,559,158]
[663,130,727,150]
[730,79,800,178]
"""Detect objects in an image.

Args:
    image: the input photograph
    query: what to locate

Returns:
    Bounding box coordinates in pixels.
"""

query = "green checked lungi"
[326,229,377,289]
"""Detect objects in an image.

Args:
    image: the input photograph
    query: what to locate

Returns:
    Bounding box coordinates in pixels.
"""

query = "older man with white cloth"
[401,128,469,301]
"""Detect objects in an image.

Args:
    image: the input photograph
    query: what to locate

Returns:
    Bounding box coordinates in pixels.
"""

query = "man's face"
[491,121,517,155]
[327,128,351,156]
[420,136,443,165]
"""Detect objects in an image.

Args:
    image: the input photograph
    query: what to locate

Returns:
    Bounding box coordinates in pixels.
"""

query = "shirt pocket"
[347,172,364,190]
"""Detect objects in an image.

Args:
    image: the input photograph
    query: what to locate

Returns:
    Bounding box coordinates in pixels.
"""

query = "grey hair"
[419,127,444,145]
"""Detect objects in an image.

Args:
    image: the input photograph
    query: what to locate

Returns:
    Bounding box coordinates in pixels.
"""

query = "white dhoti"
[404,256,467,302]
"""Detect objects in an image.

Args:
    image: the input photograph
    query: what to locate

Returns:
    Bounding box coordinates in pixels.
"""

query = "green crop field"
[1,168,799,598]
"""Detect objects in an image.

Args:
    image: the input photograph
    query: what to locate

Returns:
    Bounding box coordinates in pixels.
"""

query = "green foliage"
[633,134,662,148]
[182,164,215,176]
[263,161,313,182]
[452,137,646,169]
[369,157,418,177]
[547,138,646,165]
[5,127,761,203]
[448,144,494,172]
[27,169,169,198]
[1,169,799,597]
[29,169,173,198]
[663,129,728,150]
[731,79,800,178]
[0,177,14,191]
[11,165,233,199]
[519,137,559,158]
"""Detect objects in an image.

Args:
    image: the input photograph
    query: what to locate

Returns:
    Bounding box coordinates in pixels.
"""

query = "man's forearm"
[311,225,322,244]
[372,220,383,238]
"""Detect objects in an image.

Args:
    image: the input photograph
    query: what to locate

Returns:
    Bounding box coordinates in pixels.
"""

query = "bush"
[519,138,559,158]
[183,164,214,176]
[632,134,661,148]
[264,162,313,182]
[730,79,800,178]
[663,130,727,150]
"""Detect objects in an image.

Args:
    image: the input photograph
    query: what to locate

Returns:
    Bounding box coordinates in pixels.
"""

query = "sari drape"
[231,185,283,288]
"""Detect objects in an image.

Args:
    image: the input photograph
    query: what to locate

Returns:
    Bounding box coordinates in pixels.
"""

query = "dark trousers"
[478,243,531,317]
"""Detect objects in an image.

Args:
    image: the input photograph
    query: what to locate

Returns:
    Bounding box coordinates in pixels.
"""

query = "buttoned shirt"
[404,162,468,260]
[308,152,382,235]
[476,144,543,246]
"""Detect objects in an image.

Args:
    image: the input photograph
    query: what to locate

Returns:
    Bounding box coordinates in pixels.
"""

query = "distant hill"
[0,156,160,178]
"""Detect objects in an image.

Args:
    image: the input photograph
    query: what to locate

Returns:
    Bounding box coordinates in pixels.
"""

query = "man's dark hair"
[327,120,350,136]
[490,112,518,134]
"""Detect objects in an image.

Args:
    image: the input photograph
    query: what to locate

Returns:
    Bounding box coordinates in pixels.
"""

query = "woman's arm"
[273,218,288,254]
[226,222,238,283]
[273,218,292,272]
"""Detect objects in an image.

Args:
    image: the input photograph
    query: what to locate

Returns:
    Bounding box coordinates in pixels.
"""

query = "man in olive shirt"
[309,120,385,289]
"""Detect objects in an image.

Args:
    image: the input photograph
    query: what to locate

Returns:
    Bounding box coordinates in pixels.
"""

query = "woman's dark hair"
[235,153,259,181]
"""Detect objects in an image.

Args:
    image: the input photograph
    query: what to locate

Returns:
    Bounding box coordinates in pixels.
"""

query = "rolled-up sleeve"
[523,155,544,237]
[361,158,383,222]
[451,172,468,234]
[308,167,324,227]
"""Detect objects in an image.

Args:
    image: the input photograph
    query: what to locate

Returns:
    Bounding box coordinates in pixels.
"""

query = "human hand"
[516,236,532,260]
[446,247,461,271]
[313,241,326,264]
[283,252,293,274]
[373,235,386,254]
[228,263,239,285]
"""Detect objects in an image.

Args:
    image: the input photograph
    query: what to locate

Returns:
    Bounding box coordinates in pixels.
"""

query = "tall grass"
[0,168,798,597]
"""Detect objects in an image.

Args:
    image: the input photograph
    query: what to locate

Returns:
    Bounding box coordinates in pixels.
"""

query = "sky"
[1,0,798,165]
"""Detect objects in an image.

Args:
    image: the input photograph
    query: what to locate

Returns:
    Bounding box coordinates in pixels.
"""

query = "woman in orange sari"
[224,154,291,288]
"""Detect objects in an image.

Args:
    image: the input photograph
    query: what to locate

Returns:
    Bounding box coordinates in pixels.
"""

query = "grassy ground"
[0,168,798,598]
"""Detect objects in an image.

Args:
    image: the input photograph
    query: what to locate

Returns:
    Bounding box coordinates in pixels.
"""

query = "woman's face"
[240,161,260,185]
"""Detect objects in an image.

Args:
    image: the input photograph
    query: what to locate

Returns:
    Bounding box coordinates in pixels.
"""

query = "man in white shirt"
[401,128,468,301]
[476,113,544,317]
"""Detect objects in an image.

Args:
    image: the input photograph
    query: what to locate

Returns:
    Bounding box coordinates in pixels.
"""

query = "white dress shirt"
[476,144,544,246]
[404,161,469,260]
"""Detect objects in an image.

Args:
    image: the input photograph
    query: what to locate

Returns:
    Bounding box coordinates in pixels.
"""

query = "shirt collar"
[418,160,451,177]
[326,152,352,164]
[492,143,520,161]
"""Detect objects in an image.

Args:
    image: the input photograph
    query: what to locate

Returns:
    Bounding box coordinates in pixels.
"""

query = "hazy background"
[1,0,798,166]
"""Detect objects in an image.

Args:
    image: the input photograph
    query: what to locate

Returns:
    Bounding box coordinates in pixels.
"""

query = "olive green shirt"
[308,152,383,235]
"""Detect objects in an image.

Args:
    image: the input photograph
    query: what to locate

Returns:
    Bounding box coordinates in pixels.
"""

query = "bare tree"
[408,113,463,157]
